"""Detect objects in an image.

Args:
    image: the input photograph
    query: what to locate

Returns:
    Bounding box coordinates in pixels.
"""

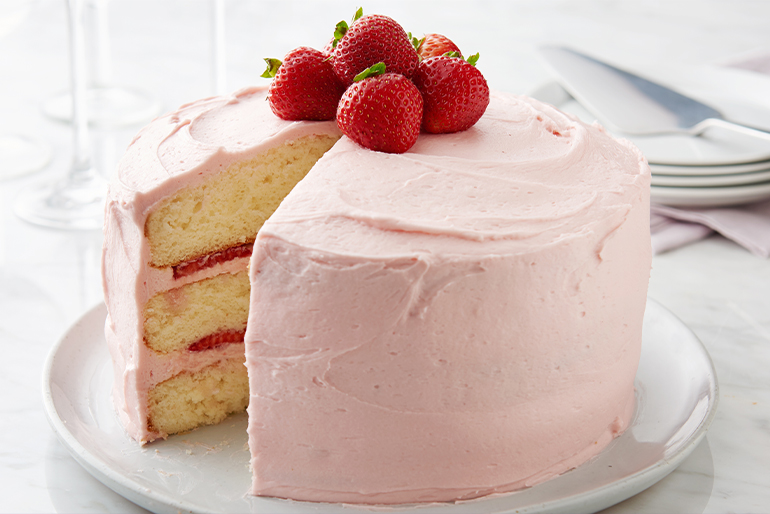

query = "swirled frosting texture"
[245,91,650,503]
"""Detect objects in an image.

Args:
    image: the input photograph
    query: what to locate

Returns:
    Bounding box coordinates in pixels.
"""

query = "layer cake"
[102,85,651,504]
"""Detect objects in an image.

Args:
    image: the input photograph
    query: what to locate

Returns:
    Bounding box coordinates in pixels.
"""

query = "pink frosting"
[245,92,650,502]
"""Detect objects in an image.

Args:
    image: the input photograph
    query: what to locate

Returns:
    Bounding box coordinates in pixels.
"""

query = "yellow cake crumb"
[148,357,249,436]
[146,134,339,268]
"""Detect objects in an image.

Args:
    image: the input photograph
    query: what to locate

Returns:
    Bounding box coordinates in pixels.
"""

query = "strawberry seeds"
[262,9,490,154]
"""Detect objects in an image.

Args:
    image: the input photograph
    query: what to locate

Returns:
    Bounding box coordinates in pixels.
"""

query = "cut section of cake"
[102,88,341,443]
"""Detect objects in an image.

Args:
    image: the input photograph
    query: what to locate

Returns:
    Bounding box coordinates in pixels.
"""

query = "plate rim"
[42,299,719,514]
[650,168,770,187]
[650,159,770,176]
[650,179,770,207]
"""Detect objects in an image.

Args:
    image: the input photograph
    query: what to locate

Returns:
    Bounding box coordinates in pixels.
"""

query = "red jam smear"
[187,329,246,352]
[173,243,254,279]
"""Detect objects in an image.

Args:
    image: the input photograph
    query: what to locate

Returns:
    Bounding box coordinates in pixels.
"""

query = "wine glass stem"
[92,0,111,87]
[211,0,226,95]
[68,0,95,185]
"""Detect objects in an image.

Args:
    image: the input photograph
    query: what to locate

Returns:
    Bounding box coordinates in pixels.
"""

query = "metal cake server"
[539,46,770,143]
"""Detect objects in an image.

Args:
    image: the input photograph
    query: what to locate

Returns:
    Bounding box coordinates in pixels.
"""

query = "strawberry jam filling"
[173,243,253,279]
[187,329,246,352]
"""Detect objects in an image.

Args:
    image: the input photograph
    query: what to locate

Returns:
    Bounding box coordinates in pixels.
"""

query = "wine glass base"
[42,86,161,127]
[14,172,107,230]
[0,134,52,180]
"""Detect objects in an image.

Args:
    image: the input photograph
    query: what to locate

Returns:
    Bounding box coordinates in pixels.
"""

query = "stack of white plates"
[530,64,770,208]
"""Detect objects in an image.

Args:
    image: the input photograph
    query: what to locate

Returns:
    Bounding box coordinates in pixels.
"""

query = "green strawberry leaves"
[331,7,364,50]
[353,62,386,82]
[408,32,425,53]
[261,58,282,78]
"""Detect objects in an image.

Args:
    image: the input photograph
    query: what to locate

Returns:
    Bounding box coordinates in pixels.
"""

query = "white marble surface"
[1,1,769,512]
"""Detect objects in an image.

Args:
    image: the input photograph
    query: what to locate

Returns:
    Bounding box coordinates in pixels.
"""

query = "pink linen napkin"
[650,199,770,257]
[725,51,770,75]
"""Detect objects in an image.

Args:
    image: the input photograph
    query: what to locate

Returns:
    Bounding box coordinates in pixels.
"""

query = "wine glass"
[0,0,52,180]
[41,0,160,127]
[211,0,226,95]
[14,0,106,230]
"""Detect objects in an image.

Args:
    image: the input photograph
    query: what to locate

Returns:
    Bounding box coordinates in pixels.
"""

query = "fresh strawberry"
[262,46,346,121]
[322,38,336,56]
[336,67,423,154]
[412,55,489,133]
[417,33,462,60]
[332,14,419,85]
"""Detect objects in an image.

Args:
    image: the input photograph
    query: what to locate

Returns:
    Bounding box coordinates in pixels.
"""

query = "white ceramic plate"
[651,180,770,207]
[650,167,770,187]
[43,300,718,514]
[529,63,770,167]
[650,159,770,177]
